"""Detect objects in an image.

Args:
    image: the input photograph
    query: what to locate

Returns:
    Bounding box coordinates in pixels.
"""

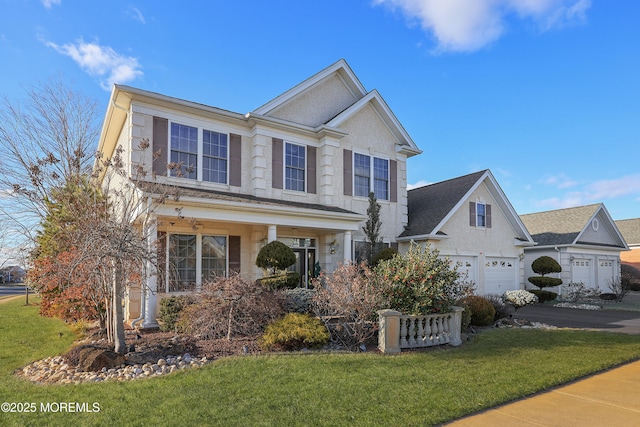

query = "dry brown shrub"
[177,273,286,340]
[311,262,385,350]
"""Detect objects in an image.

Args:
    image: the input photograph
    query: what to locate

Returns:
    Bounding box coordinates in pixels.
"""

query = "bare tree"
[0,78,99,246]
[0,80,182,354]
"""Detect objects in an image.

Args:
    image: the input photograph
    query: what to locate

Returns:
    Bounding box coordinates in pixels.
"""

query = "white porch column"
[267,225,277,243]
[343,231,352,262]
[142,216,160,329]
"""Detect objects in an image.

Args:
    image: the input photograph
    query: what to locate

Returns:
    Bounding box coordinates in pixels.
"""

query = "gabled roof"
[399,169,534,244]
[250,59,421,157]
[520,204,628,249]
[253,59,367,115]
[615,218,640,246]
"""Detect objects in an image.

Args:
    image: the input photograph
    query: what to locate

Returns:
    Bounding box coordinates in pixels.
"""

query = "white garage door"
[572,258,593,287]
[449,256,476,285]
[597,259,614,292]
[485,257,517,295]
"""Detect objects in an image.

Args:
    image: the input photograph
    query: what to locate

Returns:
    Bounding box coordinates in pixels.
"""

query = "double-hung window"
[168,234,228,292]
[354,153,389,200]
[476,203,486,227]
[203,130,227,184]
[168,234,197,292]
[285,143,305,192]
[170,123,198,179]
[201,236,227,281]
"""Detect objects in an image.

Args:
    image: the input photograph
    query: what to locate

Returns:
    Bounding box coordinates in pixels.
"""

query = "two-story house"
[97,59,421,327]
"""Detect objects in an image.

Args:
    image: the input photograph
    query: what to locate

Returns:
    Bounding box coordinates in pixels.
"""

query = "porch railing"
[377,307,464,354]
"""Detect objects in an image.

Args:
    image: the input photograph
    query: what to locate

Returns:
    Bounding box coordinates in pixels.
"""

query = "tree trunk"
[113,260,126,354]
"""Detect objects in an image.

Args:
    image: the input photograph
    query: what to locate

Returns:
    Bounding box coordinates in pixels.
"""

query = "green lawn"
[2,297,640,426]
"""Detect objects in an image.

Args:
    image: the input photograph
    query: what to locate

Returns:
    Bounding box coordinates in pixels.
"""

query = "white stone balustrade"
[377,307,464,354]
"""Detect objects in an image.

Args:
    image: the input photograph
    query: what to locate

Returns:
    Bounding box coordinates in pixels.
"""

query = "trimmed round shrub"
[459,296,496,326]
[528,276,562,289]
[529,289,558,303]
[258,271,300,290]
[260,313,329,351]
[256,241,296,272]
[532,256,562,275]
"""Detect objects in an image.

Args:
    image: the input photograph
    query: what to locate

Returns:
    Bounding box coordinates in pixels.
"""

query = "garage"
[449,256,477,286]
[484,257,517,295]
[572,258,593,287]
[597,259,615,292]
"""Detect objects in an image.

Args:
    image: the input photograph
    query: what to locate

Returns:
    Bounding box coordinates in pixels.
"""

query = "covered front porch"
[126,186,364,328]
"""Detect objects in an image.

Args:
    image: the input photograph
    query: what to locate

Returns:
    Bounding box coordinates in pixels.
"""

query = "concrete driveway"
[516,296,640,334]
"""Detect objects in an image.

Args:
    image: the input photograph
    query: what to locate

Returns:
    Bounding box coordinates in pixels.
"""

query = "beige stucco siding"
[269,75,360,127]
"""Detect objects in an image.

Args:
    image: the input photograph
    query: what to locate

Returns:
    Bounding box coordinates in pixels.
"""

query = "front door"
[292,248,316,288]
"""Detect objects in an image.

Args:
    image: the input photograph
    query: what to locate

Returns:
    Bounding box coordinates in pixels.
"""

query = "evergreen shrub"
[458,296,496,326]
[260,313,329,351]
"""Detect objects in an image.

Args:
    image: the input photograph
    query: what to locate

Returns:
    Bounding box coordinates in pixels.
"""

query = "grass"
[1,297,640,426]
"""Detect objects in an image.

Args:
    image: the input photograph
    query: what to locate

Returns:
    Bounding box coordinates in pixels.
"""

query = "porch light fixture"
[570,256,575,262]
[518,253,525,261]
[329,240,337,254]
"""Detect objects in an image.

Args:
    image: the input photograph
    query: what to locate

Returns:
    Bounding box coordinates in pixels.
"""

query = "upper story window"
[285,143,305,192]
[170,123,198,179]
[203,130,228,184]
[476,203,486,227]
[354,153,389,200]
[469,201,491,228]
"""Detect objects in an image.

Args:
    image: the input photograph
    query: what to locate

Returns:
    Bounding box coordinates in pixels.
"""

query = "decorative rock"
[16,349,212,385]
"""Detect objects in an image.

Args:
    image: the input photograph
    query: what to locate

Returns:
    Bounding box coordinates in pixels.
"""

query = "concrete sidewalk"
[445,360,640,426]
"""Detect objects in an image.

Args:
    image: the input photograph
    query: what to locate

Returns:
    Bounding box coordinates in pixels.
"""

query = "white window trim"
[475,201,487,228]
[352,151,390,201]
[283,141,307,193]
[165,232,230,293]
[167,120,231,185]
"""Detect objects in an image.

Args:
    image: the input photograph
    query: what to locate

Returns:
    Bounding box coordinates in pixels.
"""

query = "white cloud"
[585,174,640,200]
[45,39,142,90]
[408,179,432,190]
[541,173,579,189]
[373,0,591,52]
[127,6,146,24]
[41,0,61,9]
[535,173,640,210]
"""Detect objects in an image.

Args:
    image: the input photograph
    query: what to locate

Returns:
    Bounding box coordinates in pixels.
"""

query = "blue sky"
[1,0,639,224]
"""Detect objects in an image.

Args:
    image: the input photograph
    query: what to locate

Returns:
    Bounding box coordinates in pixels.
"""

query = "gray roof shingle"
[615,218,640,246]
[399,170,487,238]
[519,204,601,246]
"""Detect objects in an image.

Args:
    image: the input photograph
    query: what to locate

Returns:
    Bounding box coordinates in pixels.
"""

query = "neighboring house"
[615,218,640,266]
[97,59,422,326]
[520,204,628,294]
[397,170,535,295]
[0,265,26,283]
